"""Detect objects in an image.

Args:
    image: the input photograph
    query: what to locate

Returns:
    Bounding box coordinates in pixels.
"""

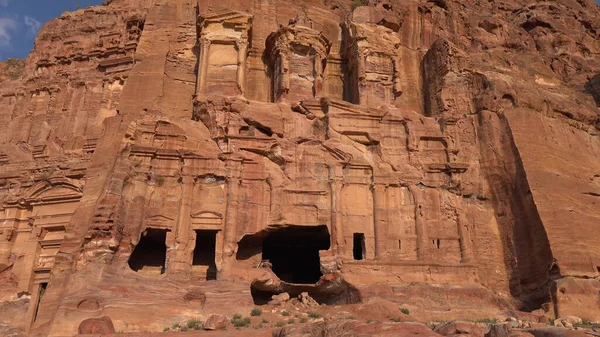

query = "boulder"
[299,292,319,307]
[485,323,512,337]
[269,292,290,305]
[203,314,228,331]
[78,316,115,335]
[434,321,487,337]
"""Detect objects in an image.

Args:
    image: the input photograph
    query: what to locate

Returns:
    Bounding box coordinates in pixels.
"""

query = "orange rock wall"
[0,0,598,335]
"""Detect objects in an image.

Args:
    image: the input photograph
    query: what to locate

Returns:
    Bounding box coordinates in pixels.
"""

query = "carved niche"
[197,9,253,98]
[266,24,331,103]
[344,22,402,106]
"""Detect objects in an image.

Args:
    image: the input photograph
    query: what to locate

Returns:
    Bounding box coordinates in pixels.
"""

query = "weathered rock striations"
[0,0,599,336]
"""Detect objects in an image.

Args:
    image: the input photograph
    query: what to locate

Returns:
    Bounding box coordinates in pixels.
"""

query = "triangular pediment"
[25,180,83,201]
[199,9,252,25]
[36,187,81,199]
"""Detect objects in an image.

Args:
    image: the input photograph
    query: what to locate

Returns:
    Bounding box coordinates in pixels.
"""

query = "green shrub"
[187,319,203,330]
[474,318,498,324]
[180,326,189,332]
[251,308,262,316]
[261,318,269,324]
[390,317,403,322]
[367,319,374,324]
[282,310,290,316]
[254,323,263,329]
[300,317,308,323]
[163,327,170,332]
[232,313,243,319]
[275,321,286,327]
[400,307,410,315]
[287,318,295,324]
[231,316,251,327]
[307,312,321,319]
[171,323,180,329]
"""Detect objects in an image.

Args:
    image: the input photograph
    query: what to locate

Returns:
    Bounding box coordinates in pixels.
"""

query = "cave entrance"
[192,230,218,280]
[262,225,330,284]
[128,228,168,275]
[353,233,365,260]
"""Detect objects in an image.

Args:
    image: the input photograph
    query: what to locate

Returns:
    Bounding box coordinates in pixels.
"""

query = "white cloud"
[0,0,10,7]
[0,17,17,49]
[24,16,40,36]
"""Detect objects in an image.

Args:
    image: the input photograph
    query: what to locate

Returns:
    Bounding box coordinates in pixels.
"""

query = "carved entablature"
[191,211,223,230]
[197,9,253,98]
[344,22,402,107]
[265,25,331,103]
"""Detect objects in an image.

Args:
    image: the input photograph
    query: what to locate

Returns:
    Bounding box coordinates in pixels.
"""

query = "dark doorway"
[353,233,365,260]
[128,228,168,274]
[192,230,218,280]
[33,282,47,324]
[262,225,330,284]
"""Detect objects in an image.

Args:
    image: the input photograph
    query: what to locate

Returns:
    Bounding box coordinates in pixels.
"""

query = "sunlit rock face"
[0,0,599,335]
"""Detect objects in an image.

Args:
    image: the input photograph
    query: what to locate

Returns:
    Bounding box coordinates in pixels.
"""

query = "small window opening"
[192,230,218,280]
[128,228,168,275]
[398,240,402,250]
[353,233,366,260]
[33,282,48,324]
[432,239,441,249]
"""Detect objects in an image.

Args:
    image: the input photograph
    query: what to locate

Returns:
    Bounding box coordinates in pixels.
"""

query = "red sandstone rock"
[78,316,115,335]
[277,321,445,337]
[0,0,599,335]
[203,314,228,331]
[434,321,487,337]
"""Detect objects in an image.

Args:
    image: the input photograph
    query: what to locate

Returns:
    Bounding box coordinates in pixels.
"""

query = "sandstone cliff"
[0,0,598,336]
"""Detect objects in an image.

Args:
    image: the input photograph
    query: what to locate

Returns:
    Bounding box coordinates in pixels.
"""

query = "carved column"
[372,184,387,259]
[236,41,248,96]
[314,56,323,97]
[18,225,41,293]
[221,160,241,275]
[457,212,474,263]
[172,176,194,276]
[358,53,367,104]
[197,38,211,97]
[412,187,427,261]
[393,58,402,99]
[329,165,344,256]
[278,53,290,102]
[0,208,19,272]
[0,229,12,272]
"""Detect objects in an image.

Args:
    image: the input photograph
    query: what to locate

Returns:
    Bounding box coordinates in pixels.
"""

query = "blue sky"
[0,0,600,61]
[0,0,104,61]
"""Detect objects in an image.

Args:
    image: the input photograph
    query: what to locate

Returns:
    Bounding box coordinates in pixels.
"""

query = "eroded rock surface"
[0,0,599,336]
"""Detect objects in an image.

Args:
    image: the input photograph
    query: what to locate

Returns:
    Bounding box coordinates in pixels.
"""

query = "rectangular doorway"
[33,282,47,324]
[353,233,366,260]
[193,230,218,280]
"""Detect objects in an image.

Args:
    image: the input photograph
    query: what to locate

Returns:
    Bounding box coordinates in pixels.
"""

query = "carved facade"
[0,0,600,336]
